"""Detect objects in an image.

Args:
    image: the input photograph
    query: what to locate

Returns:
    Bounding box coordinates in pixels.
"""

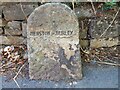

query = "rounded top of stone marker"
[27,3,79,38]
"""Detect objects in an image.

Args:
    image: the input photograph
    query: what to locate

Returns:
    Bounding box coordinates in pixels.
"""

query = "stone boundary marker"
[27,3,82,81]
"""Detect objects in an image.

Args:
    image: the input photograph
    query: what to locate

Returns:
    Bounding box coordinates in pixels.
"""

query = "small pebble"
[73,81,77,85]
[69,82,72,86]
[55,84,58,87]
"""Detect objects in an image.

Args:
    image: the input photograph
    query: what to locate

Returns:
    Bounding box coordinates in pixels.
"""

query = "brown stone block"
[90,18,119,38]
[0,28,3,34]
[5,21,22,35]
[3,3,38,21]
[0,36,26,45]
[90,37,119,48]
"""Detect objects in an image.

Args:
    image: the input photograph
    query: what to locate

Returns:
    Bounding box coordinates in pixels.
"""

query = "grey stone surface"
[3,3,38,20]
[90,18,119,38]
[0,2,3,17]
[0,36,26,45]
[89,18,119,48]
[0,44,2,90]
[79,20,89,48]
[0,27,3,34]
[0,6,3,14]
[0,2,3,6]
[0,18,2,27]
[118,25,120,40]
[5,21,22,35]
[27,3,82,81]
[90,37,119,48]
[22,22,27,37]
[75,7,94,18]
[0,74,1,90]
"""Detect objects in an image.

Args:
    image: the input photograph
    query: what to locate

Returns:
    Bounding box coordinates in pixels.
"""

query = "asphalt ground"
[1,62,118,88]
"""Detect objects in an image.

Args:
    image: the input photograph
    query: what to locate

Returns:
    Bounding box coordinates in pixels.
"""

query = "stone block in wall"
[75,6,94,18]
[0,28,3,34]
[90,37,119,48]
[118,25,120,36]
[22,22,27,37]
[0,45,3,50]
[79,29,88,39]
[2,19,8,27]
[0,36,26,45]
[79,19,90,49]
[79,20,88,39]
[0,2,3,6]
[89,17,119,48]
[90,18,119,38]
[0,45,3,59]
[80,39,89,48]
[5,21,22,35]
[0,18,2,27]
[3,3,38,21]
[0,5,3,14]
[0,5,3,27]
[0,6,2,27]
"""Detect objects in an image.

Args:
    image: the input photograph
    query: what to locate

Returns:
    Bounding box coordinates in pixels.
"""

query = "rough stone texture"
[0,2,3,6]
[79,20,88,39]
[79,20,90,48]
[3,3,38,21]
[5,21,22,35]
[90,37,119,48]
[0,7,2,15]
[22,22,27,37]
[0,28,3,34]
[27,3,82,81]
[0,36,26,45]
[0,45,3,50]
[0,6,2,27]
[2,19,8,27]
[0,3,3,15]
[0,18,2,27]
[89,17,120,48]
[118,25,120,36]
[80,39,89,48]
[91,18,119,38]
[75,7,94,18]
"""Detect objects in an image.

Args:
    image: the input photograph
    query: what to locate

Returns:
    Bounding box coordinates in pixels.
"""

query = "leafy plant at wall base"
[102,0,116,10]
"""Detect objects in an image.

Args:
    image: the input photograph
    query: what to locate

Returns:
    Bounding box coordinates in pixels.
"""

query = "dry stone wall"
[0,2,39,48]
[0,2,119,49]
[0,2,119,82]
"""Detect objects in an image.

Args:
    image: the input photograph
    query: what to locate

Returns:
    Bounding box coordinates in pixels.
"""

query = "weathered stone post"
[27,3,82,81]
